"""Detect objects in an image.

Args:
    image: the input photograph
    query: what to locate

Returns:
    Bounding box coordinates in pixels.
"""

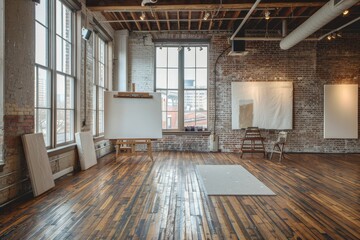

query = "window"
[92,35,107,136]
[155,46,208,130]
[35,0,75,147]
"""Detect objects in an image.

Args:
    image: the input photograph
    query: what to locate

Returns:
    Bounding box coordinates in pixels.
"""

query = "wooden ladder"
[239,127,266,158]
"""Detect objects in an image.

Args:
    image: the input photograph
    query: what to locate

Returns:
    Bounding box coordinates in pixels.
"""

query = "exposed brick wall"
[128,32,360,153]
[0,1,114,206]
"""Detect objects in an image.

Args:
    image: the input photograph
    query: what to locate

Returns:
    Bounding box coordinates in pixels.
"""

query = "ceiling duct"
[280,0,359,50]
[229,22,248,56]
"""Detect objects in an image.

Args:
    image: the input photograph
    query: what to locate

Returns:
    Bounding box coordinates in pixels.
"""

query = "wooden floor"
[0,152,359,239]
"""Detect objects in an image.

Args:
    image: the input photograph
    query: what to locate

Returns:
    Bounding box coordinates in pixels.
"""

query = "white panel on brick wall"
[324,84,358,139]
[231,82,293,130]
[104,91,162,139]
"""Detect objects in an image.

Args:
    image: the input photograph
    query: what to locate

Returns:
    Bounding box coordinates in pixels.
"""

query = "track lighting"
[199,47,203,51]
[187,47,191,51]
[327,35,332,40]
[264,10,270,20]
[203,12,210,21]
[177,46,182,51]
[343,9,349,16]
[140,12,146,21]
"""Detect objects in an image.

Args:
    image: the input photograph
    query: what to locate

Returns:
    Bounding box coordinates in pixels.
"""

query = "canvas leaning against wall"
[231,82,293,130]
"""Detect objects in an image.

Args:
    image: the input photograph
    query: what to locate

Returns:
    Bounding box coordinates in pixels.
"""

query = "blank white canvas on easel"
[324,84,358,139]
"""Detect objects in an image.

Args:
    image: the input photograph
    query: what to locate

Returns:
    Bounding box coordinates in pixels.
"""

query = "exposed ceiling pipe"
[282,19,287,37]
[141,0,157,7]
[318,16,360,40]
[230,0,262,40]
[280,0,360,50]
[232,37,318,41]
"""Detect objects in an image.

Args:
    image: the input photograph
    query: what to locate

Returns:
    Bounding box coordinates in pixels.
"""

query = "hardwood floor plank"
[0,152,359,239]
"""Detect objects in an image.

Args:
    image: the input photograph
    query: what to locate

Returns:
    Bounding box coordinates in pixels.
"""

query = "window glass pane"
[37,109,51,147]
[158,90,167,111]
[184,47,195,67]
[184,111,195,127]
[166,112,178,129]
[99,110,104,133]
[57,74,65,108]
[99,39,105,63]
[196,69,207,88]
[56,110,65,144]
[35,23,48,66]
[196,47,207,67]
[167,90,178,112]
[56,36,63,71]
[162,112,167,129]
[167,47,178,68]
[56,0,62,35]
[35,0,47,26]
[92,86,97,135]
[156,47,167,67]
[99,63,105,87]
[65,110,74,142]
[196,112,207,128]
[98,88,104,111]
[184,69,195,89]
[156,68,167,88]
[37,68,51,108]
[196,90,207,111]
[66,76,74,109]
[168,69,178,89]
[184,90,195,111]
[63,41,71,74]
[63,5,71,42]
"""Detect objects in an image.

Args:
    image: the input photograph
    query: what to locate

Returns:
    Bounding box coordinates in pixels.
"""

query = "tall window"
[155,46,208,130]
[93,35,107,136]
[35,0,75,147]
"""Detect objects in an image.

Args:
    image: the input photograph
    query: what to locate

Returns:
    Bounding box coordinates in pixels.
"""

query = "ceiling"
[86,0,360,35]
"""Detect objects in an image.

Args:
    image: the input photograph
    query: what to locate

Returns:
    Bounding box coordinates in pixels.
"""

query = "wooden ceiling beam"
[198,11,204,30]
[165,11,171,30]
[188,11,192,31]
[227,11,241,30]
[143,13,152,31]
[118,12,131,30]
[130,12,142,31]
[177,11,180,30]
[217,11,227,30]
[88,2,330,12]
[208,19,213,31]
[153,12,161,31]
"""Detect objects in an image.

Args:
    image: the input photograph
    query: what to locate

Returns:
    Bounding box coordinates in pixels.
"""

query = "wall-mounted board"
[231,82,293,130]
[75,132,97,170]
[324,84,358,139]
[104,91,162,139]
[22,133,55,197]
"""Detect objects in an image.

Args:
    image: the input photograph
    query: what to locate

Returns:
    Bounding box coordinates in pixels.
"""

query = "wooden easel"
[115,139,154,161]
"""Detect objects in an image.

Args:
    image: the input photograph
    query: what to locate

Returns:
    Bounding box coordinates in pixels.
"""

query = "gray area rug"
[196,165,276,196]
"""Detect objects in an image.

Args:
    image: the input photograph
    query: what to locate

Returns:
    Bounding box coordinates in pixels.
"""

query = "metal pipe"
[230,0,262,40]
[280,0,360,50]
[232,37,318,41]
[318,16,360,40]
[282,19,287,37]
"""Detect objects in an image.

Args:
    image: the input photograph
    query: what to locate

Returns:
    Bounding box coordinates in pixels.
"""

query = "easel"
[112,88,155,161]
[115,139,154,161]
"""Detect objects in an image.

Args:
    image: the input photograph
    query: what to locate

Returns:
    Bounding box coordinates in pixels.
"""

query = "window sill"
[162,131,211,136]
[47,143,77,157]
[93,135,105,143]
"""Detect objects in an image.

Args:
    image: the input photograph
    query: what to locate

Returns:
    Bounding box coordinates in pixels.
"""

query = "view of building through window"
[155,46,208,130]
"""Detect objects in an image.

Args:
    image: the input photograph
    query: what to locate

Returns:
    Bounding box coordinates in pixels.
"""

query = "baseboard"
[53,166,74,180]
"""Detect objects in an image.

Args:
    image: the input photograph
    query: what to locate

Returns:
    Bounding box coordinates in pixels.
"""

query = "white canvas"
[231,82,293,130]
[197,165,275,196]
[104,91,162,139]
[75,132,97,170]
[22,133,55,197]
[324,84,358,139]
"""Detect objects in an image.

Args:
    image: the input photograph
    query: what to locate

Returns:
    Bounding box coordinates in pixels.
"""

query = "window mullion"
[178,48,184,131]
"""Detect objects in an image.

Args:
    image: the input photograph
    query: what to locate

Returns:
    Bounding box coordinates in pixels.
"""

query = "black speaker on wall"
[82,27,92,41]
[232,21,246,52]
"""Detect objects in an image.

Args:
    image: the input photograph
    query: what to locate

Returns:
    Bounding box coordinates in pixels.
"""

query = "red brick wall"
[128,32,360,153]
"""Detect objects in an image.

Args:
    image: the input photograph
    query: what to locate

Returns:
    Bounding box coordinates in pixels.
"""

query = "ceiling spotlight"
[327,35,332,40]
[199,47,203,51]
[203,12,210,21]
[140,12,146,21]
[343,9,349,16]
[336,33,342,37]
[264,10,270,20]
[187,47,191,51]
[177,46,182,52]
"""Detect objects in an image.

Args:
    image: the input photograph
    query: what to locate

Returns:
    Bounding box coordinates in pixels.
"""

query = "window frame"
[0,0,4,164]
[154,44,209,131]
[34,0,77,149]
[92,34,108,137]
